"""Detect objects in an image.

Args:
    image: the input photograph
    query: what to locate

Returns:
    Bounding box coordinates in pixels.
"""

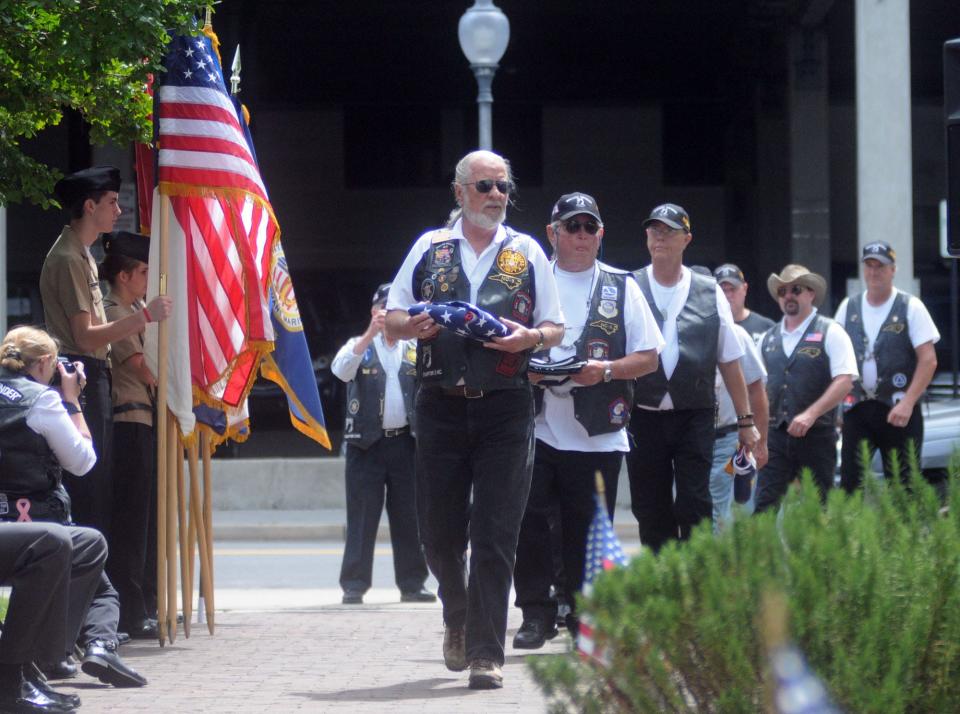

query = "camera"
[51,356,76,387]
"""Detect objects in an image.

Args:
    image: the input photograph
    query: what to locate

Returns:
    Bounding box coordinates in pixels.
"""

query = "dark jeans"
[62,357,113,536]
[106,421,156,628]
[841,400,923,491]
[513,441,621,633]
[626,407,715,552]
[754,424,837,513]
[339,435,428,593]
[415,386,535,666]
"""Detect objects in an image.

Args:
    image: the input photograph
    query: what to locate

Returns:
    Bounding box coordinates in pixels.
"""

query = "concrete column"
[856,0,914,291]
[789,29,832,290]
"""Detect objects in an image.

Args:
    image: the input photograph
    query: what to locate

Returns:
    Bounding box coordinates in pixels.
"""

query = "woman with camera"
[0,326,147,689]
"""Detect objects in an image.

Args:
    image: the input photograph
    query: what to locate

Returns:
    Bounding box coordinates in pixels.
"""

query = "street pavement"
[49,537,618,713]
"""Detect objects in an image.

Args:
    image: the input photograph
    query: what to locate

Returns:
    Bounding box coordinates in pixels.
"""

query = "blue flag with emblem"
[408,301,510,342]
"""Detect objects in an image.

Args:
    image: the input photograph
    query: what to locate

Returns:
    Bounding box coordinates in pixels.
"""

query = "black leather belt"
[715,424,738,437]
[62,354,110,377]
[114,402,154,415]
[382,426,409,438]
[439,386,485,399]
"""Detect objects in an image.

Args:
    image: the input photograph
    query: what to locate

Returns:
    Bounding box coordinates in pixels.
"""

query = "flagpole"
[156,192,171,646]
[201,431,215,632]
[176,439,191,638]
[595,470,605,496]
[186,442,198,628]
[166,413,178,642]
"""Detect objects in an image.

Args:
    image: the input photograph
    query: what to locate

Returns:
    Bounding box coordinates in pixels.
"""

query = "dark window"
[662,101,727,186]
[344,105,443,188]
[462,102,543,187]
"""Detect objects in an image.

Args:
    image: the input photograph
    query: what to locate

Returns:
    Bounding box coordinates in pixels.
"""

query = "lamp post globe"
[458,0,510,151]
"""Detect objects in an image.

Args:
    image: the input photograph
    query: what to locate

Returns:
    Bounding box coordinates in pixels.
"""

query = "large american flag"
[577,490,629,665]
[144,29,276,432]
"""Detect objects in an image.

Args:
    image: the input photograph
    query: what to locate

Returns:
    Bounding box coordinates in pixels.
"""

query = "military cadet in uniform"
[754,265,858,512]
[512,192,662,649]
[385,150,564,690]
[835,242,940,490]
[40,167,172,536]
[714,263,776,345]
[100,231,158,639]
[628,204,759,552]
[332,282,434,606]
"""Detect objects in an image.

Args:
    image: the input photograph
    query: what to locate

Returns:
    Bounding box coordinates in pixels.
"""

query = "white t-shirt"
[775,309,859,379]
[640,265,743,410]
[535,266,664,453]
[715,323,767,428]
[331,334,411,429]
[26,389,97,476]
[386,219,564,329]
[835,289,940,393]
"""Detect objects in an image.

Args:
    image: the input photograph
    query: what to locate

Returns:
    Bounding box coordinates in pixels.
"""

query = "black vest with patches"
[0,370,62,497]
[843,292,917,407]
[633,269,718,410]
[762,314,835,430]
[412,228,536,391]
[342,340,417,450]
[539,265,634,436]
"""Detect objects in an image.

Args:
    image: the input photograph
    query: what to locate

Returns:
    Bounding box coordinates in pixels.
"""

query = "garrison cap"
[54,166,121,207]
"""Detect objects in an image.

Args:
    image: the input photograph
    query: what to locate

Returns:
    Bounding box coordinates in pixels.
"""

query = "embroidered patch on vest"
[420,279,436,300]
[512,291,532,321]
[496,249,527,275]
[489,273,523,290]
[608,397,628,426]
[405,345,417,364]
[797,346,821,358]
[495,352,523,377]
[882,323,905,334]
[348,399,360,414]
[587,338,610,360]
[892,372,908,388]
[0,384,23,402]
[589,320,619,336]
[598,300,618,319]
[601,285,618,300]
[432,243,455,266]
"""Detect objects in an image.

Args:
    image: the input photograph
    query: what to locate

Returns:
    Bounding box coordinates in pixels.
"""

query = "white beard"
[463,203,506,230]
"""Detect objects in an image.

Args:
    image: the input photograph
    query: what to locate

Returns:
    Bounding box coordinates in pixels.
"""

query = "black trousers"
[338,435,428,594]
[840,400,924,491]
[106,421,156,628]
[61,357,113,536]
[626,407,715,552]
[754,424,837,513]
[415,386,535,666]
[0,523,105,664]
[513,441,621,631]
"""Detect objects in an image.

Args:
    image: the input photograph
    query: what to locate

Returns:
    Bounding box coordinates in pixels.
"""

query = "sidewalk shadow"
[297,677,483,702]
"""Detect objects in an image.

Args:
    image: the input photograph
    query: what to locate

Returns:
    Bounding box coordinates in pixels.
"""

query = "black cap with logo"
[861,241,896,265]
[550,192,602,223]
[714,263,745,286]
[371,283,392,306]
[642,203,691,232]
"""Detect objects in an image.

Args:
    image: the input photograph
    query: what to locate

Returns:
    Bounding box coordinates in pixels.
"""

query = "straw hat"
[766,264,827,307]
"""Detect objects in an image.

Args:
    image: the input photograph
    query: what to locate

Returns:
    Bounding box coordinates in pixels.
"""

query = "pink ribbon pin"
[15,498,31,522]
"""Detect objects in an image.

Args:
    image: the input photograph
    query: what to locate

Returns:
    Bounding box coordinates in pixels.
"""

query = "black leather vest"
[412,228,537,391]
[762,314,835,430]
[342,340,417,450]
[0,370,62,497]
[843,292,917,407]
[633,268,718,410]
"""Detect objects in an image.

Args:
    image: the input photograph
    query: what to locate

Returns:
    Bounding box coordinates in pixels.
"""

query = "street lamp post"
[458,0,510,151]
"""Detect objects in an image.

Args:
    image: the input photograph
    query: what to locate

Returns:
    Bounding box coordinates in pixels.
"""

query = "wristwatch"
[602,363,614,383]
[533,328,545,351]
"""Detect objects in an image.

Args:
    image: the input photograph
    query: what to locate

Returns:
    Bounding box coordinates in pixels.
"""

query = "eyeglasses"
[776,284,808,298]
[462,179,515,194]
[563,218,601,235]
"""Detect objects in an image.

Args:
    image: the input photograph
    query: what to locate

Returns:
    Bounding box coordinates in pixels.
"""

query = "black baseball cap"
[54,166,121,207]
[642,203,691,232]
[102,231,149,264]
[861,241,896,265]
[550,192,602,223]
[371,283,392,306]
[714,263,745,286]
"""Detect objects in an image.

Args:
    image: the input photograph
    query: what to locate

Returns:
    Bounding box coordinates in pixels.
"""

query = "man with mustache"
[754,264,858,512]
[385,150,564,690]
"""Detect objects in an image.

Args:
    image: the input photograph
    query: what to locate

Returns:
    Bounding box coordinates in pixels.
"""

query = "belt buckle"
[464,387,484,399]
[383,427,405,438]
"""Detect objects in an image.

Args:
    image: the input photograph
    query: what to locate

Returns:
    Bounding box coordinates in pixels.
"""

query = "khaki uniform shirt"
[104,296,153,427]
[40,225,110,361]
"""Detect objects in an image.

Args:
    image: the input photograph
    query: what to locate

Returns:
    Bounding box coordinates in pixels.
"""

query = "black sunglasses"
[776,284,808,298]
[464,179,515,194]
[563,218,601,235]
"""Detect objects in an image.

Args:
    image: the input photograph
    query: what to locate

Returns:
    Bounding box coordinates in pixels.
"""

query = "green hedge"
[529,469,960,713]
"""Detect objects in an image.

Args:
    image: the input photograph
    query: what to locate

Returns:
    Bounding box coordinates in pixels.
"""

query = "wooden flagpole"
[186,442,199,627]
[201,432,215,632]
[189,436,214,634]
[165,412,178,642]
[176,439,191,638]
[155,192,170,646]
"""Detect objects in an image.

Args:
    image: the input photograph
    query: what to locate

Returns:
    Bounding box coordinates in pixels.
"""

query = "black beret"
[102,231,149,264]
[54,166,121,207]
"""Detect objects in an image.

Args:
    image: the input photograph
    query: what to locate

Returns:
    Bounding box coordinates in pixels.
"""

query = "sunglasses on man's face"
[563,219,601,236]
[776,284,808,298]
[464,179,515,194]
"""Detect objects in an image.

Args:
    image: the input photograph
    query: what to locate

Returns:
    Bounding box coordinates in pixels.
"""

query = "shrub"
[529,469,960,713]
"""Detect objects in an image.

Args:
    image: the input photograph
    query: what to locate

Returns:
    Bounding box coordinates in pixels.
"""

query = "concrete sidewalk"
[53,598,563,713]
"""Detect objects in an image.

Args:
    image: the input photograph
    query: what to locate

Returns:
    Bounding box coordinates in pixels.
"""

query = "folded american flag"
[408,301,510,342]
[725,443,757,504]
